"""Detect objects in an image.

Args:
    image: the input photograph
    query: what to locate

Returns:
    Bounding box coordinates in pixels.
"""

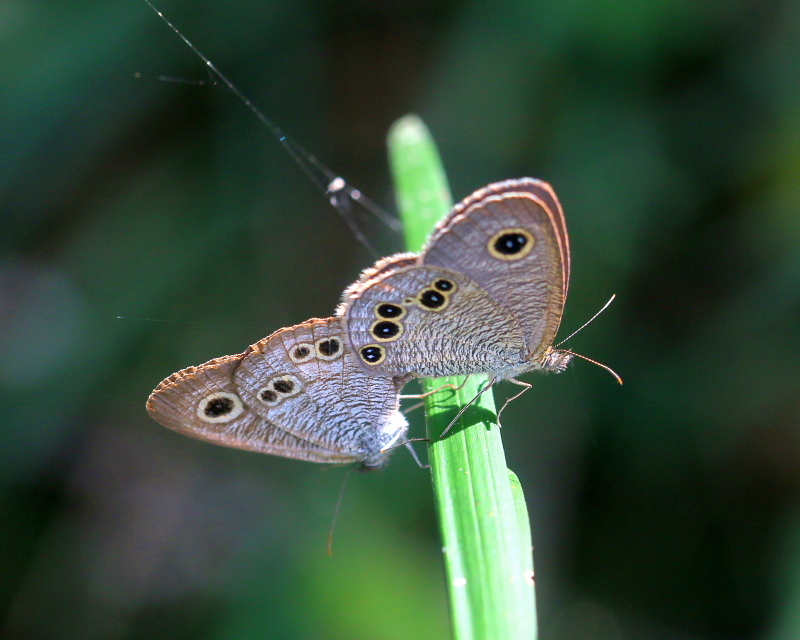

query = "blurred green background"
[2,0,800,638]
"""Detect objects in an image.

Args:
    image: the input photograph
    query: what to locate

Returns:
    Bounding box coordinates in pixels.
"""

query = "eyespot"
[433,278,456,293]
[370,320,403,342]
[197,392,244,423]
[258,388,280,406]
[289,343,315,364]
[488,227,535,260]
[418,288,448,310]
[374,302,406,320]
[360,344,386,365]
[266,374,303,399]
[315,336,342,360]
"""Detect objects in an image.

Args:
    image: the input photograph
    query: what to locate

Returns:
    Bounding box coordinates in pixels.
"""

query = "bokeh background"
[3,0,800,638]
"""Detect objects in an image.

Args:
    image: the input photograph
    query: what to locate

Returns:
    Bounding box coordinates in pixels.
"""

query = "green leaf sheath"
[387,115,537,640]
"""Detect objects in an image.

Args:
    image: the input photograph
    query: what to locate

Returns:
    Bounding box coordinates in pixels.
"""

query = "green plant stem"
[387,115,536,640]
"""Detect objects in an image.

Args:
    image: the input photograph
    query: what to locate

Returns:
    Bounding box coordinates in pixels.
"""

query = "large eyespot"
[417,288,448,310]
[374,302,406,320]
[197,392,244,423]
[370,320,403,342]
[433,278,456,293]
[315,336,342,360]
[289,343,315,364]
[488,227,535,260]
[360,344,386,365]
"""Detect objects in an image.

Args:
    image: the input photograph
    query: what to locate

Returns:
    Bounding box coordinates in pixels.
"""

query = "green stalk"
[387,115,537,640]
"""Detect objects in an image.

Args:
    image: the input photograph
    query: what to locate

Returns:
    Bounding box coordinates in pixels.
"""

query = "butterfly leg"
[402,400,426,415]
[439,377,497,439]
[495,378,532,428]
[404,440,429,469]
[399,375,471,400]
[328,466,355,556]
[375,437,431,467]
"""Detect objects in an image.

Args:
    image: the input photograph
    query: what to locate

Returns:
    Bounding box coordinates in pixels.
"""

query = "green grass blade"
[387,114,536,640]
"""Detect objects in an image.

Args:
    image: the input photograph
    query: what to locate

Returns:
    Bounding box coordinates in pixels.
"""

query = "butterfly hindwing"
[340,260,526,377]
[146,353,357,464]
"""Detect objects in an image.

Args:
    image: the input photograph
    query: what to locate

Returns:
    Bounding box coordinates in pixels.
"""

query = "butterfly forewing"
[423,178,567,362]
[147,318,410,466]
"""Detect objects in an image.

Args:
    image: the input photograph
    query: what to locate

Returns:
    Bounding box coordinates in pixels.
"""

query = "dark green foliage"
[2,1,799,639]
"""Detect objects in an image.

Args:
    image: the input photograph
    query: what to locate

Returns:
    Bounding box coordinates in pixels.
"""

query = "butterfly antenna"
[555,294,616,347]
[327,466,355,556]
[558,349,623,384]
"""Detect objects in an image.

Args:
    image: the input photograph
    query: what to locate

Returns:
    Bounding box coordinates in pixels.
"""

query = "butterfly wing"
[233,317,410,464]
[423,178,569,363]
[146,353,357,464]
[340,257,527,377]
[340,179,569,378]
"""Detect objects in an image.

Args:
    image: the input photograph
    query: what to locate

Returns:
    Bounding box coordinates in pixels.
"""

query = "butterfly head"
[543,348,623,384]
[540,348,574,373]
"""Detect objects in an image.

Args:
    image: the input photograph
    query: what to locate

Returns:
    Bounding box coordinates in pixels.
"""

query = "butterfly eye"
[289,343,315,364]
[315,336,343,360]
[360,344,386,365]
[488,227,535,260]
[370,320,404,342]
[197,392,244,423]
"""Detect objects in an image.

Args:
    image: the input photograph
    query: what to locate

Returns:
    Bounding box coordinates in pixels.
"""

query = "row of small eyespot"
[359,277,458,365]
[289,336,343,364]
[196,371,306,423]
[257,374,303,406]
[357,226,538,365]
[196,338,344,423]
